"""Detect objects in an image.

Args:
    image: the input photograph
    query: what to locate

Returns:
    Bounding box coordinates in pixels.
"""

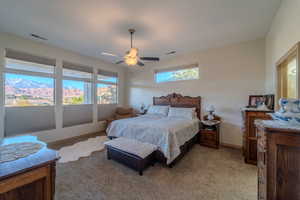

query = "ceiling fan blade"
[115,60,124,64]
[137,61,145,67]
[101,52,119,57]
[140,57,160,61]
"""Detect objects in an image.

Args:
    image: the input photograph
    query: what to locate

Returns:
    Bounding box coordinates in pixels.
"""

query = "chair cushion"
[115,113,134,120]
[116,107,133,115]
[104,137,157,159]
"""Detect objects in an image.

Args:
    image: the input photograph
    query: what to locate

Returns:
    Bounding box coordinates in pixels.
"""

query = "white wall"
[0,32,126,143]
[265,0,300,93]
[126,39,266,147]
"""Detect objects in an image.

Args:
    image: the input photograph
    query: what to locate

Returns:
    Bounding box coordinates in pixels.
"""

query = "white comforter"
[106,114,199,164]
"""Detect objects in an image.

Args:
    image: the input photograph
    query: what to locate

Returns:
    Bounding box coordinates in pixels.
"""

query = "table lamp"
[206,105,216,120]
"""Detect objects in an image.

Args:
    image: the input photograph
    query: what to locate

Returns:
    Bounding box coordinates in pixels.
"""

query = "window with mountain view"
[97,72,118,104]
[4,58,55,107]
[63,80,92,105]
[155,66,199,83]
[62,65,93,105]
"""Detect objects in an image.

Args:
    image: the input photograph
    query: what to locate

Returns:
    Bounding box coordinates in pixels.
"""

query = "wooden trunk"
[257,122,300,200]
[242,110,272,165]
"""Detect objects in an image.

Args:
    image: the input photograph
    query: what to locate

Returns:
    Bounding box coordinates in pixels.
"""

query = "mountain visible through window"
[155,67,199,83]
[5,73,54,106]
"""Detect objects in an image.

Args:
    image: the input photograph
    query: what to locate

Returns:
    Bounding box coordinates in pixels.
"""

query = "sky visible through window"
[6,73,85,89]
[63,80,84,90]
[6,73,53,85]
[156,67,199,83]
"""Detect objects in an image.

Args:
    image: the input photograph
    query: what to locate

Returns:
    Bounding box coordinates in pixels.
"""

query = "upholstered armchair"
[106,107,135,127]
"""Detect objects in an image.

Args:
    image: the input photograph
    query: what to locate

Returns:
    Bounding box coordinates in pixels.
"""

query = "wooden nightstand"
[199,115,221,149]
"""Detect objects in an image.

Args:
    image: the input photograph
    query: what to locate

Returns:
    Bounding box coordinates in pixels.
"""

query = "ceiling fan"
[101,29,161,67]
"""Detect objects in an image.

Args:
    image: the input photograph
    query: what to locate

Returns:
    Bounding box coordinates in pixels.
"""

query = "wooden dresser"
[0,136,59,200]
[242,109,272,165]
[256,120,300,200]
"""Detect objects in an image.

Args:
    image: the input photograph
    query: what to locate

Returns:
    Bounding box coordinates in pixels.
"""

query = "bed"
[107,93,201,166]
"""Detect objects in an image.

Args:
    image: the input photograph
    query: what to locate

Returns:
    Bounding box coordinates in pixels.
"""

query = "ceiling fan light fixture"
[124,48,138,66]
[124,56,138,66]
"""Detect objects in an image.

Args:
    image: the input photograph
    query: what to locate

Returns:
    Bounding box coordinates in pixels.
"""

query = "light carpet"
[58,136,108,163]
[55,145,257,200]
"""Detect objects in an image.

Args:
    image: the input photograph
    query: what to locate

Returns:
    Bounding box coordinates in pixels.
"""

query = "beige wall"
[265,0,300,93]
[0,32,126,142]
[125,39,265,147]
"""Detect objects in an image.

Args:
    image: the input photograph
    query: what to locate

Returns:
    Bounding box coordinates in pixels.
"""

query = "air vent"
[30,34,48,41]
[166,51,176,55]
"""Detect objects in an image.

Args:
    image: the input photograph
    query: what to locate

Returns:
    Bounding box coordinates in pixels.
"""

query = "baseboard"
[221,143,242,150]
[48,131,106,147]
[32,120,107,144]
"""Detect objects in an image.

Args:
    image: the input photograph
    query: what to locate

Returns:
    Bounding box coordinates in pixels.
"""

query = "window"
[155,64,199,83]
[97,70,118,104]
[62,62,93,105]
[277,43,300,101]
[4,50,56,107]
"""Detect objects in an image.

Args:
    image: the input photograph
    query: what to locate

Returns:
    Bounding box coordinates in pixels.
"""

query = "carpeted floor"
[53,140,257,200]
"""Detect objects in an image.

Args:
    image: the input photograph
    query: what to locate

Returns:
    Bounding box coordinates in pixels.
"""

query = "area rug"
[58,136,109,163]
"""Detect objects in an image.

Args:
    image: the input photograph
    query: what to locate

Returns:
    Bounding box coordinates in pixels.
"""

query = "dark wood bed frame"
[153,93,201,167]
[108,93,201,168]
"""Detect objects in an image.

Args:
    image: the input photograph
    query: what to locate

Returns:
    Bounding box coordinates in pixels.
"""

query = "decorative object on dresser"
[248,94,275,110]
[242,94,275,165]
[269,98,300,125]
[0,135,59,200]
[256,120,300,200]
[200,115,221,149]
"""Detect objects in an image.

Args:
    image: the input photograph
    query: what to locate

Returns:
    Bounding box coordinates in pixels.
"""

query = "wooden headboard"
[153,93,201,119]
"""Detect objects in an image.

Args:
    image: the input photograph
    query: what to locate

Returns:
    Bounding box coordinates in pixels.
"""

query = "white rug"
[58,136,109,163]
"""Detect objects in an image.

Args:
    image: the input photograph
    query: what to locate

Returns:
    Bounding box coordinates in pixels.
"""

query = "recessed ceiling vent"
[165,51,176,55]
[30,34,48,41]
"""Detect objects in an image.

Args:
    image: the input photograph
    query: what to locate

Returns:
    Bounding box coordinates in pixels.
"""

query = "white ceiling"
[0,0,281,65]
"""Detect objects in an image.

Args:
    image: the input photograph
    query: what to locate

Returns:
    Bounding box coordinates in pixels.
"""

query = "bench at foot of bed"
[104,137,157,176]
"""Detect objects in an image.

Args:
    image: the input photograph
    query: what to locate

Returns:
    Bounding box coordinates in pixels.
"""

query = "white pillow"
[168,107,196,120]
[147,105,169,116]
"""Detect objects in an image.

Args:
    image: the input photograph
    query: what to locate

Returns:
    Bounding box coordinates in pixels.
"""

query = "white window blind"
[62,61,93,105]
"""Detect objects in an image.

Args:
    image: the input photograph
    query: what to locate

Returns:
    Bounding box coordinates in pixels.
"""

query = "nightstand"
[199,115,221,149]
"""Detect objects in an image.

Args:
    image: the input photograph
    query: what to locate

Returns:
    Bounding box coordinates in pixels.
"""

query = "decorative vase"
[270,98,300,125]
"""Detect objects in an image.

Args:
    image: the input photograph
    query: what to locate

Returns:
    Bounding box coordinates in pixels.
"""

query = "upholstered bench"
[104,137,157,175]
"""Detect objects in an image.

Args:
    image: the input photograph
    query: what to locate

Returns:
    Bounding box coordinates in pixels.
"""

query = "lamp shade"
[206,105,215,112]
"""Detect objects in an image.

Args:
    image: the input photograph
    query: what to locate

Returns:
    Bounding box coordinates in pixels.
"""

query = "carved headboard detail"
[153,93,201,119]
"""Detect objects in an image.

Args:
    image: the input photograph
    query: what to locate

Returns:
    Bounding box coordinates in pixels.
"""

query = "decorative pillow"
[168,107,196,120]
[147,105,169,116]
